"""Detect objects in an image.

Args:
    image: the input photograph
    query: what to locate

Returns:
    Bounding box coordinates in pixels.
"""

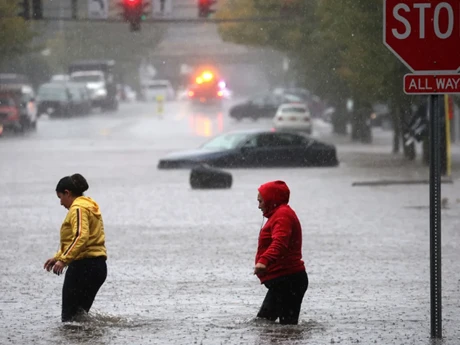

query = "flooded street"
[1,100,460,345]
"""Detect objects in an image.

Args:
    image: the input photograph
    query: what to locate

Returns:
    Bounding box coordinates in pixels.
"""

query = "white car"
[273,103,312,134]
[142,80,175,101]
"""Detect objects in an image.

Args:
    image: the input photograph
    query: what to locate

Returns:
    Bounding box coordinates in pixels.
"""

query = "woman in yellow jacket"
[44,173,107,322]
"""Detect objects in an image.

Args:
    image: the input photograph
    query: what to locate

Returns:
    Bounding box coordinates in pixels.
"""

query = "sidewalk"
[318,122,460,181]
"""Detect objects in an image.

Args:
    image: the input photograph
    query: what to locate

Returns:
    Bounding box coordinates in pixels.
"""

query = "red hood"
[258,180,290,218]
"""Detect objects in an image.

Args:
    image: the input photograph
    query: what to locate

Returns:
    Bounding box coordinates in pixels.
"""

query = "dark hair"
[56,173,89,196]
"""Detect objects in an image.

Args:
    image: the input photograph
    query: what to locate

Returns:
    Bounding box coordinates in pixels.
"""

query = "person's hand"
[254,262,267,275]
[44,258,57,272]
[52,261,66,276]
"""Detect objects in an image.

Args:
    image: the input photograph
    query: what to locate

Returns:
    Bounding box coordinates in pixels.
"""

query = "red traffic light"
[120,0,147,31]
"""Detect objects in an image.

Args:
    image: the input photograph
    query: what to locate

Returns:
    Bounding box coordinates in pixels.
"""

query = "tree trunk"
[332,100,348,135]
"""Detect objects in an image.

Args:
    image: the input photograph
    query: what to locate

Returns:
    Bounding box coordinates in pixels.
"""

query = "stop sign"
[384,0,460,73]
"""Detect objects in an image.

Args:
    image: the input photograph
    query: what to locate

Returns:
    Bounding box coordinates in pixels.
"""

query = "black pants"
[257,270,308,325]
[62,257,107,322]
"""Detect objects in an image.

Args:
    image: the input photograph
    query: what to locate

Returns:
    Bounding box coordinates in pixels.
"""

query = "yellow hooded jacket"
[54,196,107,264]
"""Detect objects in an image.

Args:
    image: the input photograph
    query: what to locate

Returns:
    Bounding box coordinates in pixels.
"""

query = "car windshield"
[38,86,67,101]
[71,75,103,83]
[201,132,249,150]
[281,107,307,114]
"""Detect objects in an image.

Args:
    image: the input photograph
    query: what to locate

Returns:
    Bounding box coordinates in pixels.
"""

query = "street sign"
[404,74,460,94]
[383,1,459,339]
[384,0,460,73]
[88,0,109,19]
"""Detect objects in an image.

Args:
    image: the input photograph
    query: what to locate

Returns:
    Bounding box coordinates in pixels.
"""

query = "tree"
[0,1,35,68]
[218,0,415,150]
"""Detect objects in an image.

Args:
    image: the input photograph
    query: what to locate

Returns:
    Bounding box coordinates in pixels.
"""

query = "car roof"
[71,71,104,76]
[223,128,307,137]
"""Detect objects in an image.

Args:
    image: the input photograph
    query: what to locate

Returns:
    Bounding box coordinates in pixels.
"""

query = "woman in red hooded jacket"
[254,180,308,325]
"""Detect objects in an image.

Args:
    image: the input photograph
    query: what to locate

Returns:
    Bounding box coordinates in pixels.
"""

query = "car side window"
[241,136,258,148]
[255,134,278,147]
[257,133,304,147]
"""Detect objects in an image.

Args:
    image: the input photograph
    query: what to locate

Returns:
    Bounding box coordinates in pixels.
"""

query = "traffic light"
[18,0,30,20]
[198,0,217,18]
[31,0,43,20]
[121,0,148,32]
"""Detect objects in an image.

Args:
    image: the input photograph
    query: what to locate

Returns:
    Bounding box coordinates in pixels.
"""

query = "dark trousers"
[62,257,107,322]
[257,270,308,325]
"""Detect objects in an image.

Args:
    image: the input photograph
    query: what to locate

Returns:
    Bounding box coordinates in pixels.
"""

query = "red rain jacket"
[255,181,305,283]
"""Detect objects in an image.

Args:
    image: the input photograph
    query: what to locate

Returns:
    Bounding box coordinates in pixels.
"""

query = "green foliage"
[0,0,34,67]
[217,0,409,106]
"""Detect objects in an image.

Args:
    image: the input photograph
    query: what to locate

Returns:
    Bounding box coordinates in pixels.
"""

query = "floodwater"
[1,102,460,345]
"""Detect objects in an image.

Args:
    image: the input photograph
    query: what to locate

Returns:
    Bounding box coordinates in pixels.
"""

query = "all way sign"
[404,74,460,94]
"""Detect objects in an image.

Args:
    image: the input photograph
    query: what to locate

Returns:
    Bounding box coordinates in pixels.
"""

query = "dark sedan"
[158,130,339,169]
[37,82,90,117]
[229,93,302,121]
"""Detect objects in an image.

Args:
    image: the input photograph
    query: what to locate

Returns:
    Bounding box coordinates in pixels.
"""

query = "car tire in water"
[190,165,233,189]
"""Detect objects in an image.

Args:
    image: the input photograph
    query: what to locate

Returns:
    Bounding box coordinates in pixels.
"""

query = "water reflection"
[188,112,225,137]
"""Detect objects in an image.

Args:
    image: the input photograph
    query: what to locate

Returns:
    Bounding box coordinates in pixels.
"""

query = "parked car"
[37,82,90,117]
[47,80,92,115]
[0,93,20,134]
[273,103,312,134]
[142,79,175,101]
[229,93,302,121]
[67,82,92,115]
[0,84,37,133]
[158,129,338,169]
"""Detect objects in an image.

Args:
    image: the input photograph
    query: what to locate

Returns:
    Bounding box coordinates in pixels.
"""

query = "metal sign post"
[429,95,442,338]
[382,0,460,337]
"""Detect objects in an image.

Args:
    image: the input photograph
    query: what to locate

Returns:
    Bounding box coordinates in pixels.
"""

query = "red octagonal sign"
[384,0,460,73]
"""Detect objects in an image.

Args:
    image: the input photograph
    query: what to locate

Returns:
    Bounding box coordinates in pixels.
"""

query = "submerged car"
[157,129,338,169]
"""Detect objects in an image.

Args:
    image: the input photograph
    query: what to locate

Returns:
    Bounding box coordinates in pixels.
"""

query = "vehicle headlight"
[94,89,107,97]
